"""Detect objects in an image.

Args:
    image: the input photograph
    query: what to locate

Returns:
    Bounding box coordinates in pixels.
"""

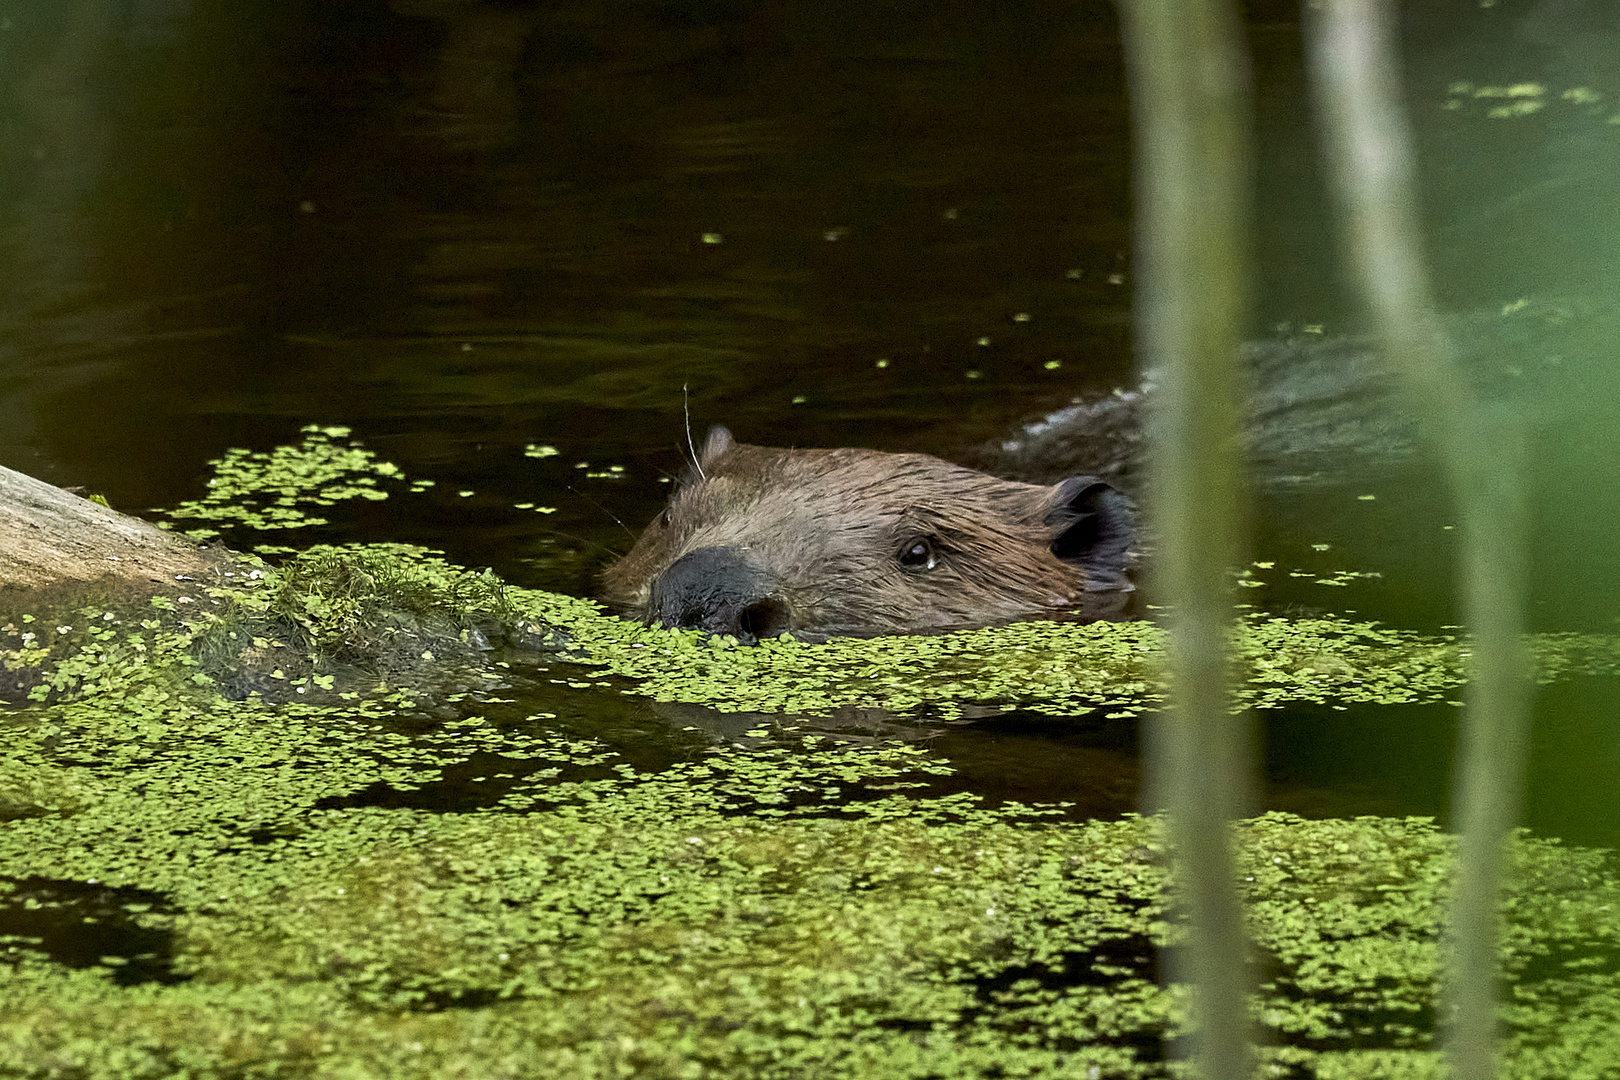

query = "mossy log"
[0,463,561,706]
[0,463,220,594]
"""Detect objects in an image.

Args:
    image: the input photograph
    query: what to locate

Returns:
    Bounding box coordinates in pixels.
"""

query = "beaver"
[600,426,1134,643]
[602,308,1599,643]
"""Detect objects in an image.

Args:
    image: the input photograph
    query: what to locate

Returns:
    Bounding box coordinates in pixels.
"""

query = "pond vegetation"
[1,430,1618,1078]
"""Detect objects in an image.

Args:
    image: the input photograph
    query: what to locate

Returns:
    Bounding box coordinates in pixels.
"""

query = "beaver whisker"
[566,485,638,543]
[681,382,707,482]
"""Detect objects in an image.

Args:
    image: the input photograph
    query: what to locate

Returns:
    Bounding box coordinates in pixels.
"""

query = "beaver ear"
[700,426,734,468]
[1044,477,1134,590]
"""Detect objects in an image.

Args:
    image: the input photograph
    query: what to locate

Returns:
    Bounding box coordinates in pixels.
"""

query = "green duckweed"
[1,686,1617,1080]
[155,425,428,540]
[0,430,1616,1078]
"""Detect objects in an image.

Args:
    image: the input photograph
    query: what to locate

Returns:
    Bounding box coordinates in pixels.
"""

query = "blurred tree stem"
[1117,0,1256,1076]
[1308,2,1535,1078]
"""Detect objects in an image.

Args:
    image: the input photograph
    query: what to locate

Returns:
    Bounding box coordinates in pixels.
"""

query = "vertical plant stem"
[1117,0,1256,1076]
[1307,4,1535,1077]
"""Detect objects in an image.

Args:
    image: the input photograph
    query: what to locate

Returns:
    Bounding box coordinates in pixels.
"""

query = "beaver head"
[600,427,1134,642]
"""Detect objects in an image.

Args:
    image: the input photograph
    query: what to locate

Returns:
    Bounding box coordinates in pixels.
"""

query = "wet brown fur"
[601,428,1129,641]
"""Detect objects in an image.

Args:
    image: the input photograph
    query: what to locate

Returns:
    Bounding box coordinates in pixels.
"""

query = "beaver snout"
[647,545,793,643]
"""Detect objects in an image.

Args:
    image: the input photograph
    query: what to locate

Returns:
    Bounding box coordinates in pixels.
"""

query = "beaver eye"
[898,537,938,571]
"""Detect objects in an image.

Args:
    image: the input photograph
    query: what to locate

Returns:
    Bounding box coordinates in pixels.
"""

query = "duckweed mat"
[523,577,1620,723]
[1,653,1619,1078]
[2,708,1619,1079]
[12,537,1619,725]
[1,431,1617,1077]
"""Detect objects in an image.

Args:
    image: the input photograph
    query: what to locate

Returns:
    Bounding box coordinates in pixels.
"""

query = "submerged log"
[0,463,218,593]
[0,463,565,708]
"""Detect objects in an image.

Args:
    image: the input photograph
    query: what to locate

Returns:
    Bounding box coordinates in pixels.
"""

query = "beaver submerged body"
[603,308,1591,642]
[600,333,1412,643]
[601,332,1439,642]
[600,426,1135,643]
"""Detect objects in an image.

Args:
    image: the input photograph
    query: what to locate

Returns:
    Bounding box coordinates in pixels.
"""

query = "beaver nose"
[647,545,792,643]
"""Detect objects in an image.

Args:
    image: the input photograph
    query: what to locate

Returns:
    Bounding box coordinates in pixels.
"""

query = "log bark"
[0,464,215,592]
